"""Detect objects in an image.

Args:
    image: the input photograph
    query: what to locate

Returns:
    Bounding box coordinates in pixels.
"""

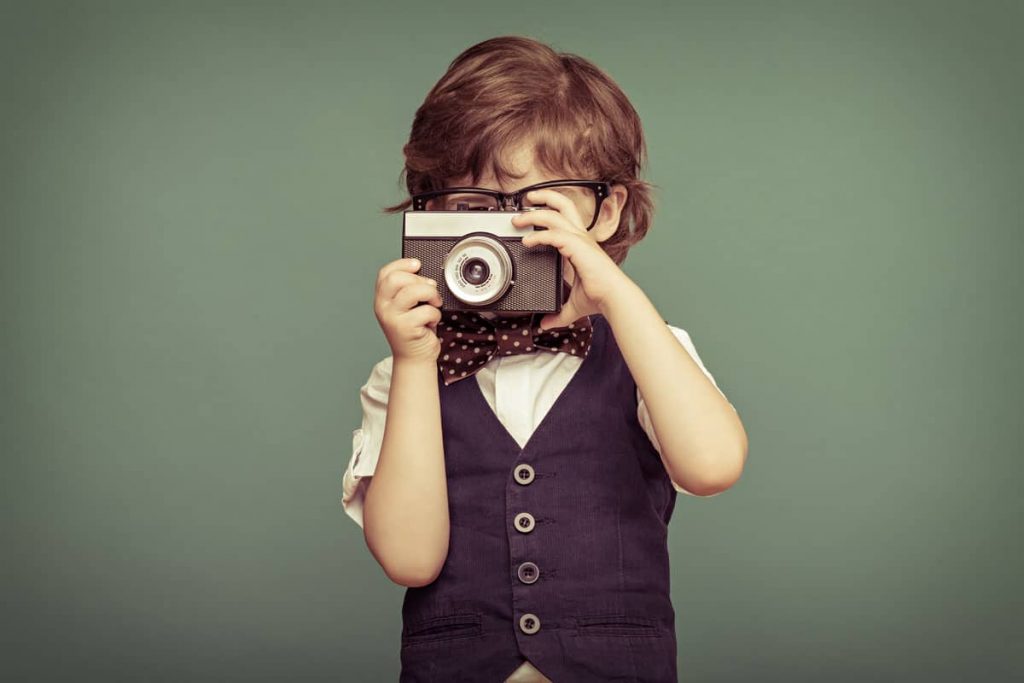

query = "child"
[342,36,748,683]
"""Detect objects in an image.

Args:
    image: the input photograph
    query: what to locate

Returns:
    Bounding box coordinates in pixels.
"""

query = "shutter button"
[519,613,541,635]
[517,561,539,584]
[514,464,535,485]
[514,512,535,533]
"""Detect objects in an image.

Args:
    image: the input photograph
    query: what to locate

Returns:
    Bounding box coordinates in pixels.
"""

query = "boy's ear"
[591,184,628,243]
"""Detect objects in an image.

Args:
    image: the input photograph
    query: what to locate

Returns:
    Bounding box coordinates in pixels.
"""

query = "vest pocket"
[574,614,664,638]
[401,612,483,647]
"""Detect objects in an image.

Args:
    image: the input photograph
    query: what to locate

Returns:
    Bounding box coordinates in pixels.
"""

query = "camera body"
[402,209,563,313]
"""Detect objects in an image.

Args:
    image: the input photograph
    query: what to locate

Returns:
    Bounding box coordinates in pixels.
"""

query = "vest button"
[514,512,536,533]
[514,464,535,485]
[519,613,541,634]
[517,561,540,584]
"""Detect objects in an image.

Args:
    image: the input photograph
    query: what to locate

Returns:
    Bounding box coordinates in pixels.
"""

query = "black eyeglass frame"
[410,179,612,231]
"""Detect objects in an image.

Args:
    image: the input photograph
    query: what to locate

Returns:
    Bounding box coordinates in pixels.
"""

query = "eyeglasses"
[411,179,612,231]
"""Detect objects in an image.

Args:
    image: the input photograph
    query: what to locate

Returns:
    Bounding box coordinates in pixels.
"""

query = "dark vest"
[399,313,679,682]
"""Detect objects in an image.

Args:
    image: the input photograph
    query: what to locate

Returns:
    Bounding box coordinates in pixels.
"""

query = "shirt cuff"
[341,428,373,529]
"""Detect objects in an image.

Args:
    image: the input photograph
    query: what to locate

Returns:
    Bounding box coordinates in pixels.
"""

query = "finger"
[402,302,443,333]
[521,189,587,232]
[520,224,575,254]
[380,269,435,303]
[377,257,422,291]
[379,257,422,280]
[511,205,584,238]
[525,189,586,229]
[392,281,441,312]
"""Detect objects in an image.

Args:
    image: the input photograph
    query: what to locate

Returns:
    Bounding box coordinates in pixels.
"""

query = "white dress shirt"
[341,319,731,529]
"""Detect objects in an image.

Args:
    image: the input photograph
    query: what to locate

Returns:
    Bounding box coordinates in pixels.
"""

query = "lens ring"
[443,235,513,306]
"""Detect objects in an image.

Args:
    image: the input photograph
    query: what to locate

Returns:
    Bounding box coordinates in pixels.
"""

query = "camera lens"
[462,258,489,285]
[443,234,513,306]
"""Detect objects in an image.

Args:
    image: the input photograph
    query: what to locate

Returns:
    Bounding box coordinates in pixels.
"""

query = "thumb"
[539,302,576,331]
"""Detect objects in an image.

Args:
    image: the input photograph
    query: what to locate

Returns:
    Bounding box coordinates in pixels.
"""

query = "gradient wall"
[3,1,1021,680]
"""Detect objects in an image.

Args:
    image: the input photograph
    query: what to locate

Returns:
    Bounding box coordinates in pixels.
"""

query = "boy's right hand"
[374,258,443,364]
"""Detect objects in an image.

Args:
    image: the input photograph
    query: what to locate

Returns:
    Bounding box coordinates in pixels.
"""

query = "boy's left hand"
[512,189,632,330]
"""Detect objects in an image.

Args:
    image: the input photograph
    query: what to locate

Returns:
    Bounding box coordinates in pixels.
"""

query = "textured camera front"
[403,238,561,312]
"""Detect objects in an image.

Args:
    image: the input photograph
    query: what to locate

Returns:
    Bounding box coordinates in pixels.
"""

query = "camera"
[401,208,563,313]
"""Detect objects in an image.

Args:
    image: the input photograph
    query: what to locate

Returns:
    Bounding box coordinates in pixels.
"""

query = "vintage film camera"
[401,207,563,313]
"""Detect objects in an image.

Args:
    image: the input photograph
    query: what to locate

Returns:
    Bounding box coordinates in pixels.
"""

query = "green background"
[3,0,1021,680]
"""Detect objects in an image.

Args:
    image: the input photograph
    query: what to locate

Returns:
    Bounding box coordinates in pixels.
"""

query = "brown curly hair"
[382,36,657,265]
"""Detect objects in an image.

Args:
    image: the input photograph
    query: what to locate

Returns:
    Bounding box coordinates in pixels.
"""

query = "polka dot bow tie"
[436,310,594,385]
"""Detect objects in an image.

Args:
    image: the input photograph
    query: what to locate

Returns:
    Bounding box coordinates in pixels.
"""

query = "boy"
[342,35,748,682]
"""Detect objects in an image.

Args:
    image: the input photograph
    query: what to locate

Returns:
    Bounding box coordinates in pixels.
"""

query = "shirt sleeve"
[637,324,734,497]
[341,355,393,529]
